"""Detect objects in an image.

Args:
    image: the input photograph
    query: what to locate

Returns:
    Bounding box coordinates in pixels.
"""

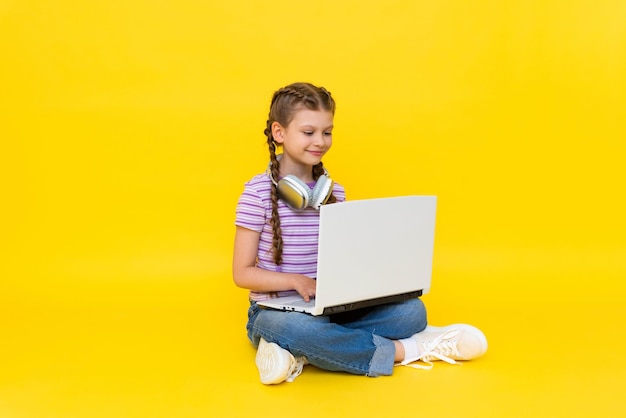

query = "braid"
[264,82,337,266]
[313,162,336,204]
[266,122,284,265]
[273,85,319,110]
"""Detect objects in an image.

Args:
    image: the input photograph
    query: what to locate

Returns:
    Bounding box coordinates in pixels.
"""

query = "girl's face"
[272,108,334,174]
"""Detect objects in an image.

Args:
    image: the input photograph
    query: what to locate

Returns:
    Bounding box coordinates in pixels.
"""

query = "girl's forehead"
[289,109,334,126]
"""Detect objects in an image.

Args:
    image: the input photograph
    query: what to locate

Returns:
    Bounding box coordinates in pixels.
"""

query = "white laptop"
[257,195,437,316]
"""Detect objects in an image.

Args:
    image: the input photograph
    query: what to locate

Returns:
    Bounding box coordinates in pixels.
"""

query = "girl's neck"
[279,158,314,183]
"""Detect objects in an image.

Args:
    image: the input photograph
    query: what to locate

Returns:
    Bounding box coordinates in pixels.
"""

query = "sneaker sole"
[255,338,291,385]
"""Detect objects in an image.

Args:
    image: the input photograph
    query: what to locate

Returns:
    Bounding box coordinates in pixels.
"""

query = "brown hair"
[264,82,337,265]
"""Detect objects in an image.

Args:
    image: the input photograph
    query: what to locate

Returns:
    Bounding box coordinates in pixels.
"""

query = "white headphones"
[266,155,334,211]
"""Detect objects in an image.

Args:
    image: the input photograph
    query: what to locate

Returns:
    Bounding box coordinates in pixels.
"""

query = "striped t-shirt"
[235,173,346,301]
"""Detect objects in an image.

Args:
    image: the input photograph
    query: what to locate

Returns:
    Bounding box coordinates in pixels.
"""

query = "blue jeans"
[246,298,427,377]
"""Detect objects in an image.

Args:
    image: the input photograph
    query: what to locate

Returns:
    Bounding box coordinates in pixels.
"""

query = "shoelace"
[397,328,462,370]
[285,357,306,382]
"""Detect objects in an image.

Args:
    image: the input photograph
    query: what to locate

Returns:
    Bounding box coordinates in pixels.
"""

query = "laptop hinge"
[321,290,423,315]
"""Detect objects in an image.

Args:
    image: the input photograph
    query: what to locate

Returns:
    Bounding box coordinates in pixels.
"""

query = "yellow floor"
[3,252,625,418]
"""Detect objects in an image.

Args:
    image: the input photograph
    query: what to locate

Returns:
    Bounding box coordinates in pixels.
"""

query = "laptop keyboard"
[288,298,316,308]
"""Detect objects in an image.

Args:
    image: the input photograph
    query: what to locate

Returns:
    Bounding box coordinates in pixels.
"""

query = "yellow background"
[2,1,625,417]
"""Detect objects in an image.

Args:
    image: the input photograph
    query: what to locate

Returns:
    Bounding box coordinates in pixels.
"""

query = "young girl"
[233,82,487,384]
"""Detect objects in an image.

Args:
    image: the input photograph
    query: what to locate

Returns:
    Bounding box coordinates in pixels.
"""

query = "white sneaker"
[398,324,488,369]
[255,338,307,384]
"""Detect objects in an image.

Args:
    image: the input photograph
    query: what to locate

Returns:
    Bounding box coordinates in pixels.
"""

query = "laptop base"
[258,290,423,316]
[319,290,423,315]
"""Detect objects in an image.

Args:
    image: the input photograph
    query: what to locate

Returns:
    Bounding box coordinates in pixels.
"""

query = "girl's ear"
[271,121,284,144]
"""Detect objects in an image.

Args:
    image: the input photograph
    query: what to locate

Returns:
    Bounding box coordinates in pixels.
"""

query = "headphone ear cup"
[277,175,311,210]
[311,175,333,209]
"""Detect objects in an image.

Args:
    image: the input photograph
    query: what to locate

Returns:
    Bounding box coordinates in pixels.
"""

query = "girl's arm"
[232,226,317,301]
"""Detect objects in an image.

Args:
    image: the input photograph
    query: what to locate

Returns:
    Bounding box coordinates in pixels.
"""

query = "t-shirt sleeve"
[235,183,266,233]
[333,183,346,203]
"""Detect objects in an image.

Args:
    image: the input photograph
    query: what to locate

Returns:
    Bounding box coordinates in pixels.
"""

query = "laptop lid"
[311,195,437,315]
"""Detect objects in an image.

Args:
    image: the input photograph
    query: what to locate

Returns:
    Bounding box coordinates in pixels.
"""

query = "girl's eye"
[303,131,314,136]
[324,132,333,136]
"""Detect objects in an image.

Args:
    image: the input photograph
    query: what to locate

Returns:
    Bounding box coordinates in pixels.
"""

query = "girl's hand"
[290,274,317,302]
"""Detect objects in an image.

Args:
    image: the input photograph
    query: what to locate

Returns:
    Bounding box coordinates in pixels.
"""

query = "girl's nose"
[313,133,325,146]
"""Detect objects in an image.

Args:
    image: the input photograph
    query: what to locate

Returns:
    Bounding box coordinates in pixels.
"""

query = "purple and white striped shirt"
[235,173,346,301]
